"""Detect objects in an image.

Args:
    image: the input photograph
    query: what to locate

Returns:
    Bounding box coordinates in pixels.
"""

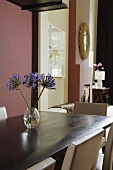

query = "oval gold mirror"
[78,22,90,60]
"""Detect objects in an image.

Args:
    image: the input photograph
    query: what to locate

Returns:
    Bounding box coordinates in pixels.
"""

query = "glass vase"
[23,107,40,129]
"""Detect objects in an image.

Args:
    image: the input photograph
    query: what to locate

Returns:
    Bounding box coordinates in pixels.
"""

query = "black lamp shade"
[6,0,68,12]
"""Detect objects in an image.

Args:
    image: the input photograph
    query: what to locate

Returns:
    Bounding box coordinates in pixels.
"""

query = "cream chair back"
[61,128,104,170]
[0,106,8,120]
[102,123,113,170]
[74,102,108,150]
[74,102,108,116]
[26,157,56,170]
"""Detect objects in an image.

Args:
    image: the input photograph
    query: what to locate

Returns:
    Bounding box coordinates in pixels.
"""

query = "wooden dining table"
[0,111,113,170]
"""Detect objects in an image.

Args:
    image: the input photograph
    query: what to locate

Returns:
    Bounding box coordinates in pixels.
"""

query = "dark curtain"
[96,0,113,104]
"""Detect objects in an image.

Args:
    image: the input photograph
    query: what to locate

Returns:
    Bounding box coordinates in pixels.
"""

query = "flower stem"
[34,87,45,108]
[18,86,30,109]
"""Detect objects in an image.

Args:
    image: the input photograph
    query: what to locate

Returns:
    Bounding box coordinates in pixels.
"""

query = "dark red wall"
[68,0,80,102]
[0,1,32,117]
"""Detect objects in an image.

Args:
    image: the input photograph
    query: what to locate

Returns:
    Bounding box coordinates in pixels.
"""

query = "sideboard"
[92,87,110,104]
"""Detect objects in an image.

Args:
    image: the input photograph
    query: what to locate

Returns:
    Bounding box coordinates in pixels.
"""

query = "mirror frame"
[78,22,90,60]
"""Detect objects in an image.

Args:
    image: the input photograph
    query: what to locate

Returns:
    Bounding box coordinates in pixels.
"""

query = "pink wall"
[0,1,32,117]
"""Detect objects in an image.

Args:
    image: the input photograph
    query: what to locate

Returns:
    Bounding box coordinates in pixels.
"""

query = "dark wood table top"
[0,111,113,170]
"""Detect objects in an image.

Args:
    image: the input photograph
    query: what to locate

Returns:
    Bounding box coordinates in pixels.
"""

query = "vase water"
[24,107,40,129]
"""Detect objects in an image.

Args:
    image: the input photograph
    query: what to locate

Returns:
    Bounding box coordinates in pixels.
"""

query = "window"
[48,23,66,77]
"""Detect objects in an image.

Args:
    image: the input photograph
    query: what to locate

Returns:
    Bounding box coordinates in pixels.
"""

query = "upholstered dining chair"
[0,106,8,120]
[96,123,113,170]
[74,102,108,151]
[61,128,104,170]
[26,157,56,170]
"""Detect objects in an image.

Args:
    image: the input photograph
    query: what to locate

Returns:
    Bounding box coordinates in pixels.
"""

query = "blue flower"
[23,72,39,89]
[39,73,45,80]
[7,72,56,109]
[46,73,56,89]
[39,73,56,89]
[7,74,24,91]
